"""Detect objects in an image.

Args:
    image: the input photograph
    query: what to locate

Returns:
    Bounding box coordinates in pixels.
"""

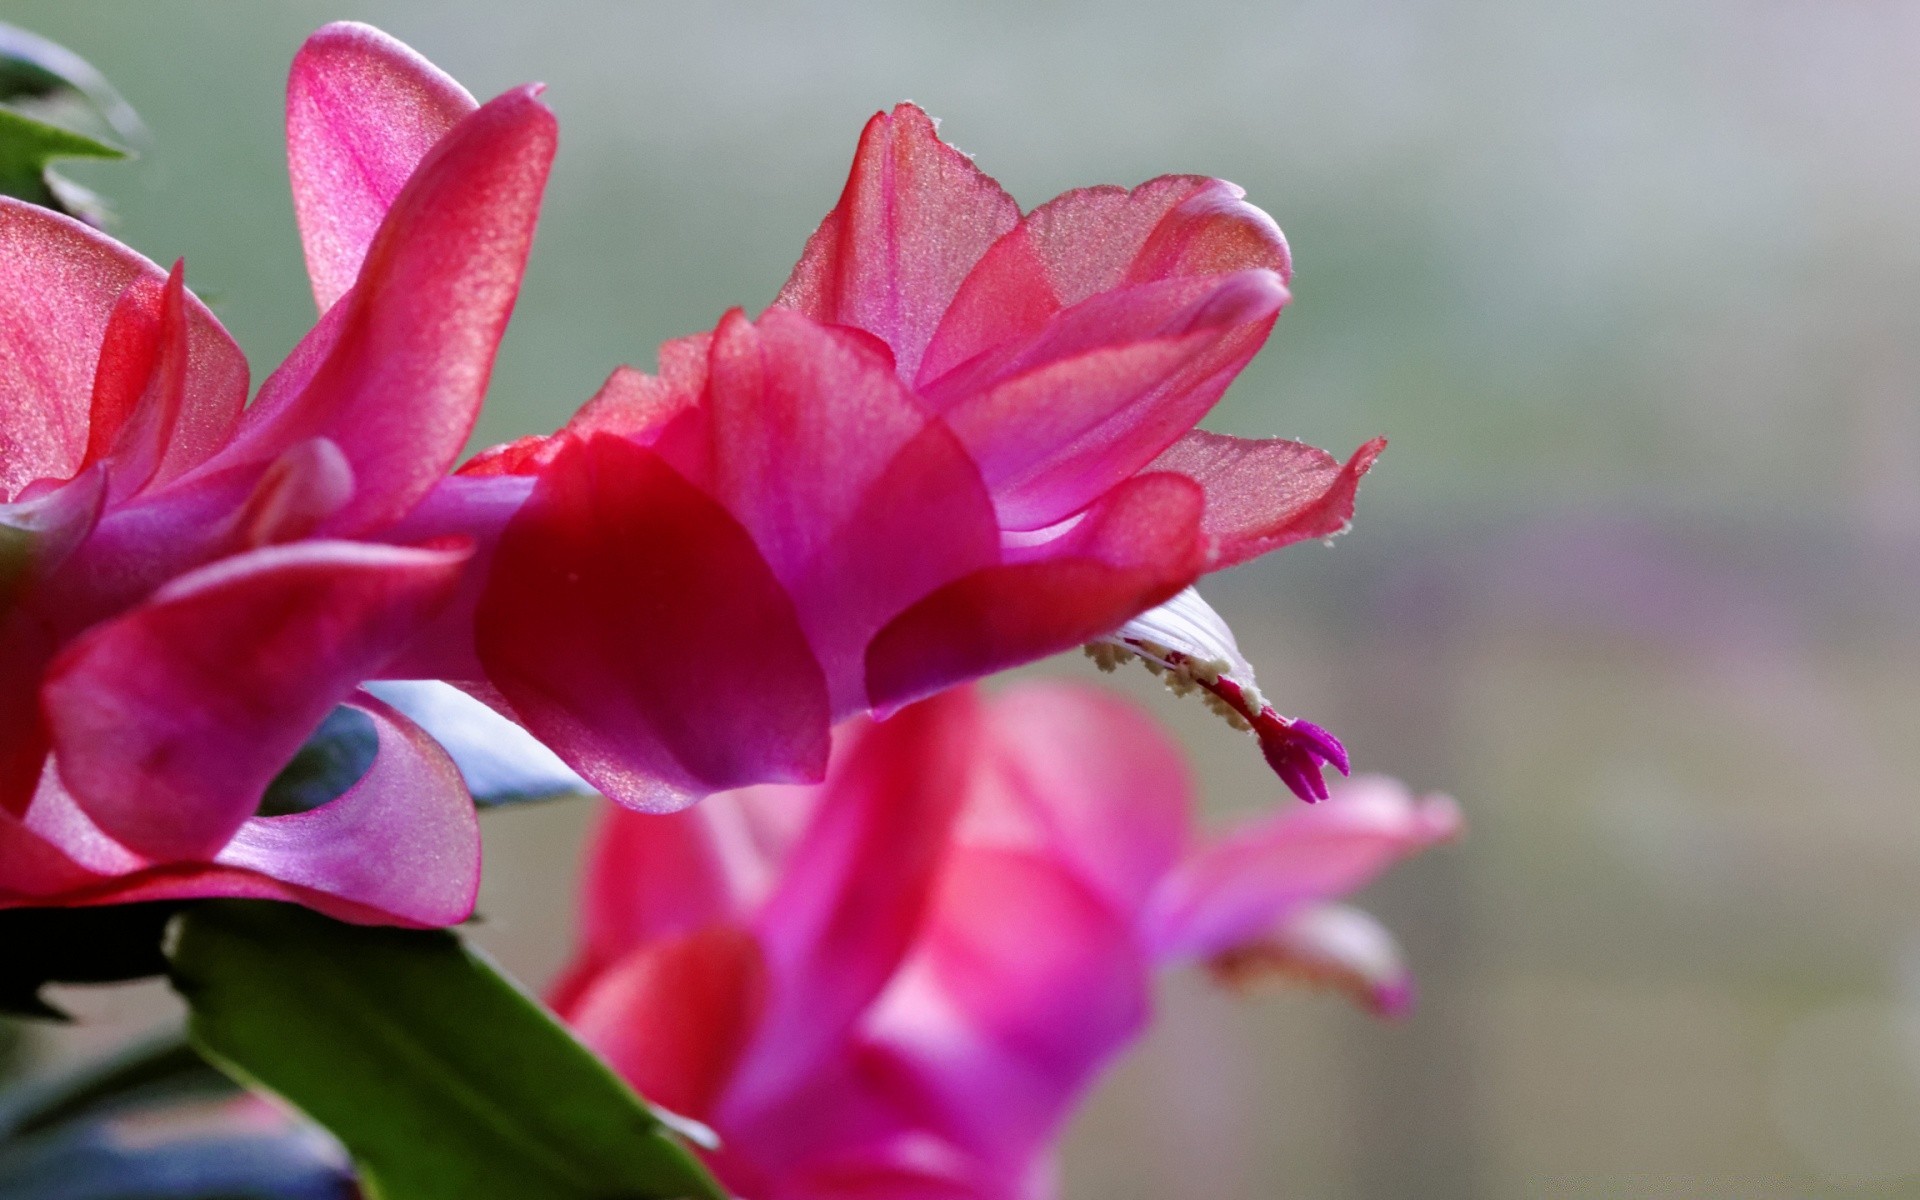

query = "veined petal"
[218,85,556,532]
[287,21,478,312]
[42,540,470,861]
[1150,431,1385,570]
[865,471,1204,714]
[929,271,1286,529]
[1143,774,1461,962]
[775,103,1020,382]
[918,174,1290,388]
[1208,901,1417,1020]
[0,199,245,501]
[702,308,1000,713]
[1093,586,1350,804]
[475,433,831,810]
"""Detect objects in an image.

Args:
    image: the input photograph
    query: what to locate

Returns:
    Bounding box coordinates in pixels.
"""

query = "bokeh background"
[7,1,1920,1196]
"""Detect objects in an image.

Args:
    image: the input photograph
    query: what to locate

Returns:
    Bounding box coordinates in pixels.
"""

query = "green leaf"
[0,21,143,143]
[0,105,123,218]
[0,903,180,1019]
[166,901,728,1200]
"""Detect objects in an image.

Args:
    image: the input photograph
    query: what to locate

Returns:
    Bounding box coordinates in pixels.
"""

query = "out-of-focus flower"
[463,103,1381,811]
[552,683,1458,1199]
[0,23,554,926]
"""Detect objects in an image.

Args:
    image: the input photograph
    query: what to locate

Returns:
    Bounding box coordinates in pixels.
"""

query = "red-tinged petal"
[702,309,1000,713]
[42,540,470,862]
[0,470,106,816]
[0,200,246,500]
[475,433,831,810]
[218,86,556,532]
[919,175,1289,388]
[5,697,480,926]
[968,682,1192,914]
[929,271,1285,529]
[728,691,977,1116]
[1143,775,1461,961]
[222,436,355,549]
[861,846,1149,1168]
[287,21,478,312]
[1208,902,1417,1020]
[864,471,1205,713]
[211,694,481,926]
[562,926,768,1122]
[1150,431,1386,570]
[550,795,794,1013]
[775,103,1020,382]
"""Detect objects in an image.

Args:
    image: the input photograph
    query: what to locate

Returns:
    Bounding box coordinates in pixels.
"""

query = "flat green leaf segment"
[0,21,138,222]
[167,902,729,1200]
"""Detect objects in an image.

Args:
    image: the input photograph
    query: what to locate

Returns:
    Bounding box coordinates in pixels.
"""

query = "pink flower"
[552,683,1459,1199]
[464,103,1382,812]
[0,23,554,926]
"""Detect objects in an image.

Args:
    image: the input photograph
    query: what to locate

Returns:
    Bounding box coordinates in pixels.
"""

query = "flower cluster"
[0,20,1458,1196]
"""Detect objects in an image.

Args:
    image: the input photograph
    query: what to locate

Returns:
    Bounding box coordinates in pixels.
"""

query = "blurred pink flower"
[461,103,1381,812]
[0,23,554,926]
[552,683,1458,1199]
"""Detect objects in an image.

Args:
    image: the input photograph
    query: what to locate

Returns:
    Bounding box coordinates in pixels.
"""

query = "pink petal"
[0,469,106,816]
[549,795,792,1013]
[4,695,482,927]
[1208,902,1417,1020]
[927,271,1287,529]
[700,309,1000,713]
[918,175,1290,389]
[864,471,1205,713]
[41,540,470,862]
[287,21,479,312]
[729,690,978,1116]
[475,432,831,811]
[1144,775,1461,961]
[967,682,1193,914]
[775,103,1020,382]
[0,199,246,501]
[562,926,767,1122]
[217,85,556,533]
[862,846,1149,1168]
[1149,431,1386,570]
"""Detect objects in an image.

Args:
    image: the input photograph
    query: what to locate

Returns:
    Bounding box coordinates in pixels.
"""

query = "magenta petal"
[1150,431,1386,570]
[212,693,481,927]
[0,199,245,500]
[702,309,1001,713]
[1209,902,1418,1020]
[286,21,478,312]
[550,797,787,1013]
[864,471,1205,713]
[730,691,977,1116]
[775,103,1020,382]
[476,433,831,810]
[862,846,1149,1168]
[931,271,1287,529]
[219,85,556,533]
[918,174,1290,388]
[1143,775,1461,961]
[42,540,469,862]
[970,682,1194,913]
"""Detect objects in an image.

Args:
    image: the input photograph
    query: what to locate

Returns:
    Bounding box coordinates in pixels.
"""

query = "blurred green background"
[9,1,1920,1196]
